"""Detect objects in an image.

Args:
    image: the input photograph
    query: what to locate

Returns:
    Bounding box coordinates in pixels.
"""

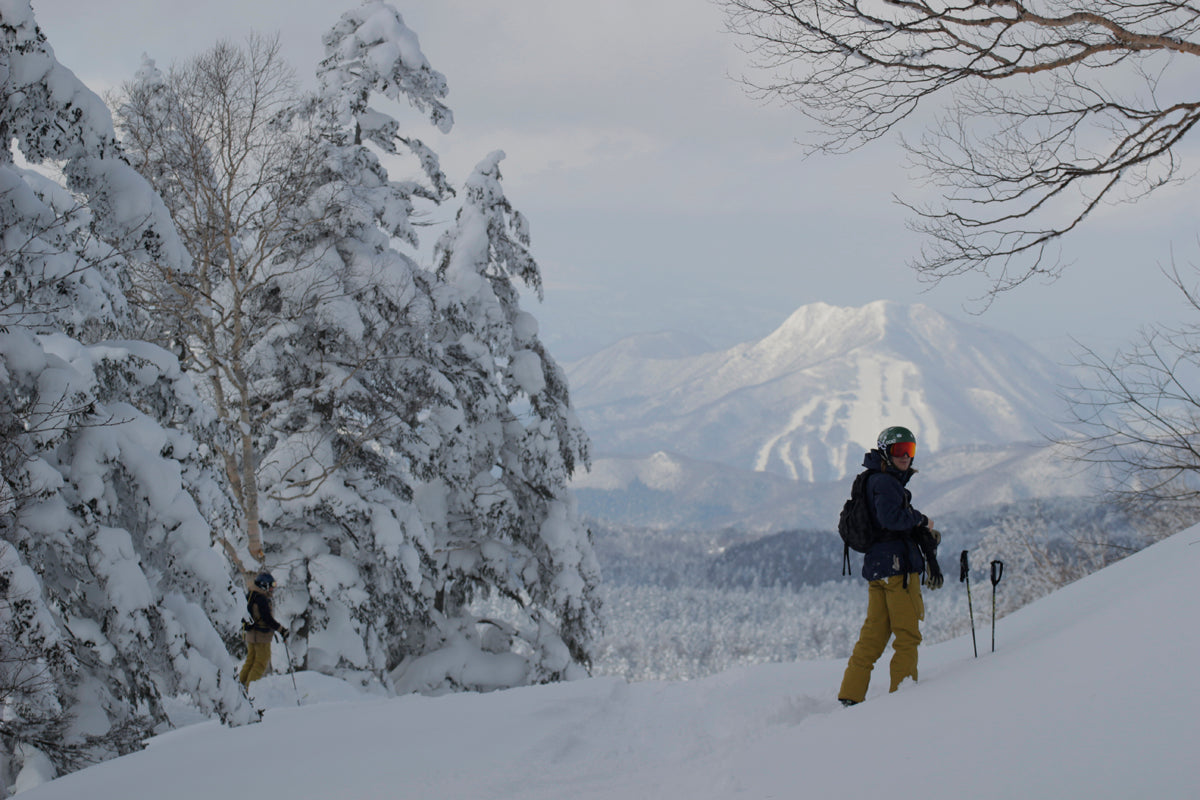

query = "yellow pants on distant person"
[239,634,273,687]
[838,573,924,703]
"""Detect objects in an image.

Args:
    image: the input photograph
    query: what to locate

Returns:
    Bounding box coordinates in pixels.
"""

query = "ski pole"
[960,550,977,658]
[281,634,301,706]
[990,560,1004,653]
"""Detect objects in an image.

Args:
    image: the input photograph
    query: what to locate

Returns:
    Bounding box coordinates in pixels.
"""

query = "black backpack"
[838,468,883,574]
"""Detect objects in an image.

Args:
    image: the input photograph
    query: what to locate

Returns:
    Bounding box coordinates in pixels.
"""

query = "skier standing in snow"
[239,572,288,687]
[838,427,943,706]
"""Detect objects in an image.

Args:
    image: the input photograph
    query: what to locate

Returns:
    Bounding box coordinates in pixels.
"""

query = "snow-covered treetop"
[1,0,187,269]
[317,1,454,136]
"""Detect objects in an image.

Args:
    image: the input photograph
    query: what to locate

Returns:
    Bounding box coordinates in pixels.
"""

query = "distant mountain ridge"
[572,442,1095,532]
[567,301,1071,484]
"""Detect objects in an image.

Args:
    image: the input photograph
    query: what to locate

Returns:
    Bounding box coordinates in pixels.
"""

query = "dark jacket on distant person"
[245,588,284,639]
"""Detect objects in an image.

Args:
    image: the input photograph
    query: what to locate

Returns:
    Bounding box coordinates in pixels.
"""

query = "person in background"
[239,572,287,688]
[838,426,942,706]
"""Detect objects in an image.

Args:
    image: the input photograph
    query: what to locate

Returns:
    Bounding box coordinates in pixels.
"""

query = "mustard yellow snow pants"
[838,573,924,703]
[239,631,273,687]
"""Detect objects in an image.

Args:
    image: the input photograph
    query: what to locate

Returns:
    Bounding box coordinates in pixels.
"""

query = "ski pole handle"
[990,560,1004,586]
[959,550,969,583]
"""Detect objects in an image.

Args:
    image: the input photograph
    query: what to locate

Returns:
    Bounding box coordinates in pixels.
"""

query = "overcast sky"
[28,0,1200,362]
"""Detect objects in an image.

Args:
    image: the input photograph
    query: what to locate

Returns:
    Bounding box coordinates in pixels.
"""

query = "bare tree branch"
[724,0,1200,294]
[1059,261,1200,512]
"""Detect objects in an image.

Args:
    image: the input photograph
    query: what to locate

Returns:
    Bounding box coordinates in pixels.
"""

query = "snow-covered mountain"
[567,301,1071,483]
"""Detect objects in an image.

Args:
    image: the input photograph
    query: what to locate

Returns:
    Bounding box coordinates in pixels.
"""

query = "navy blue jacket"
[246,588,283,634]
[860,450,930,581]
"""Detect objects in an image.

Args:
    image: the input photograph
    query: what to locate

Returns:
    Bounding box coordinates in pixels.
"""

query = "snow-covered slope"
[567,301,1070,482]
[23,526,1199,799]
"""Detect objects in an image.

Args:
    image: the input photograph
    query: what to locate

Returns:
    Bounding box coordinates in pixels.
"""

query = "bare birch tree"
[114,37,334,567]
[1062,264,1200,522]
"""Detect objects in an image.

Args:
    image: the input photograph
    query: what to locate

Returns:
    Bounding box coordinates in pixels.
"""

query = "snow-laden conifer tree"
[407,151,602,689]
[229,1,461,680]
[0,1,254,787]
[269,2,602,690]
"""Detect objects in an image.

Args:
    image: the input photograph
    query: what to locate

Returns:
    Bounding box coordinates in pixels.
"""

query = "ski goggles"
[888,441,917,459]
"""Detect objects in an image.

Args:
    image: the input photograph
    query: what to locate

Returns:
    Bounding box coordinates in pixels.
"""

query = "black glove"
[925,556,944,590]
[915,525,940,549]
[915,526,940,566]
